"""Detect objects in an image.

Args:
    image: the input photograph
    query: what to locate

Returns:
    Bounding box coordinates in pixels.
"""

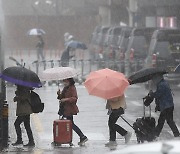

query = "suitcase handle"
[143,98,151,118]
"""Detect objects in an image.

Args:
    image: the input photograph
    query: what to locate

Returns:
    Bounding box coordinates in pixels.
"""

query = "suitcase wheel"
[51,142,61,147]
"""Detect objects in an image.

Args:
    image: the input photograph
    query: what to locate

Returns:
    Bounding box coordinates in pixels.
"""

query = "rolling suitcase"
[132,105,156,143]
[120,98,156,143]
[53,118,73,146]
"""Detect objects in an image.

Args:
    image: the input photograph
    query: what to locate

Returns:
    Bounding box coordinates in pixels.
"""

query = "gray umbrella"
[128,67,168,85]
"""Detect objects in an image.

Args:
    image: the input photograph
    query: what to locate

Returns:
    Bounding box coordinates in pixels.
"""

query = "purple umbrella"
[0,66,42,88]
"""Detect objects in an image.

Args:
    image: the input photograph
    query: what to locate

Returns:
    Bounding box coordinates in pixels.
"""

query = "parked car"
[96,26,110,60]
[90,26,102,45]
[103,27,113,48]
[116,27,133,72]
[125,27,156,76]
[89,26,102,61]
[145,29,180,88]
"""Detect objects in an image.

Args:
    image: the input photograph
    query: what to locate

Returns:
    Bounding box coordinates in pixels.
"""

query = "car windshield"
[131,36,147,54]
[154,41,171,58]
[153,34,180,58]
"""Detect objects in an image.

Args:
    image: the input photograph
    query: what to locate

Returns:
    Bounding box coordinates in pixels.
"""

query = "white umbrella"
[110,140,180,154]
[27,28,45,36]
[39,67,79,81]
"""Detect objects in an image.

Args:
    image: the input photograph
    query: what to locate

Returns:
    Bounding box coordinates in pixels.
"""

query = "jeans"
[14,115,34,142]
[65,116,84,138]
[108,112,127,141]
[155,106,180,137]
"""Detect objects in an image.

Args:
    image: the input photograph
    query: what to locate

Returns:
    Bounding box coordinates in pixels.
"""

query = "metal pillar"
[0,31,7,150]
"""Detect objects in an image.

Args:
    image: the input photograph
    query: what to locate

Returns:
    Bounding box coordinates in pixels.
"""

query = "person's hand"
[57,89,61,95]
[60,98,69,102]
[148,90,153,96]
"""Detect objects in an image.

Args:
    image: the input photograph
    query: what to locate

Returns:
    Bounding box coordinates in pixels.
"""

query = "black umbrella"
[128,67,168,85]
[0,66,42,88]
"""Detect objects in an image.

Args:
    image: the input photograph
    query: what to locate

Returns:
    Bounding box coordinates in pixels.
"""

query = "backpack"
[30,91,44,113]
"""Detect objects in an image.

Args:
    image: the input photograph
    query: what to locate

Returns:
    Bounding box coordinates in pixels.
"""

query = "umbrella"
[128,67,168,85]
[174,64,180,73]
[67,40,87,50]
[40,67,79,81]
[0,66,42,88]
[27,28,45,36]
[110,140,180,154]
[84,68,129,99]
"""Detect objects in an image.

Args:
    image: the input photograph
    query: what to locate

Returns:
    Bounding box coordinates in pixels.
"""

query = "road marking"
[33,149,44,154]
[129,101,142,106]
[31,114,44,133]
[85,132,106,140]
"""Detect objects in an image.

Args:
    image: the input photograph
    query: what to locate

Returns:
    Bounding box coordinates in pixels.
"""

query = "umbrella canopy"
[40,67,79,81]
[27,28,45,36]
[67,40,87,50]
[128,67,167,85]
[110,140,180,154]
[84,68,129,99]
[0,66,42,88]
[174,64,180,73]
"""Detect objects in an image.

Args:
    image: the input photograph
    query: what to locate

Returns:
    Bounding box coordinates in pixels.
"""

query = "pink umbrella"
[84,68,129,99]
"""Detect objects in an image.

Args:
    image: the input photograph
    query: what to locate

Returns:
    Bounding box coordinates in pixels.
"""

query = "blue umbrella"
[0,66,42,88]
[67,41,87,50]
[174,64,180,73]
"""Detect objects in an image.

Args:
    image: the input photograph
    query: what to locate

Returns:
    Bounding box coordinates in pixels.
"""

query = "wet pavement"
[3,83,180,154]
[3,84,138,154]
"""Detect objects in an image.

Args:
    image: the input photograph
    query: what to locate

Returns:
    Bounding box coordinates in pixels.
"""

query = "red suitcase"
[53,119,72,146]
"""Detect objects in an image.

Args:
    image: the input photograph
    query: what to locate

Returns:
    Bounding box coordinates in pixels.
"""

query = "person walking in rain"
[60,46,71,67]
[36,35,45,61]
[61,35,75,66]
[12,85,35,147]
[57,78,88,145]
[64,32,70,46]
[105,94,132,147]
[149,74,180,139]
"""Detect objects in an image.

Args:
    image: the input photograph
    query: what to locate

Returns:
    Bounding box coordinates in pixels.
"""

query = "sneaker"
[78,136,88,145]
[124,132,132,144]
[12,140,23,146]
[105,141,117,147]
[23,141,35,147]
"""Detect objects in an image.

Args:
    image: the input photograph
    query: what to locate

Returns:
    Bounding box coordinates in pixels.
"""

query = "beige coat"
[106,95,126,110]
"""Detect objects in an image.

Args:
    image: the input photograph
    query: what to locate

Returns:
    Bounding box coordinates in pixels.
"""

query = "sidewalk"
[4,85,137,153]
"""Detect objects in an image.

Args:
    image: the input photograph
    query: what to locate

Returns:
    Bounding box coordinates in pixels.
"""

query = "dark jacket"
[57,85,79,116]
[14,89,33,116]
[152,79,174,111]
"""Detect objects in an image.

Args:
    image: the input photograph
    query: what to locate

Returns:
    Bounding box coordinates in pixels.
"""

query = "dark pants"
[155,106,180,137]
[108,112,127,141]
[65,116,84,138]
[14,115,34,142]
[37,48,45,61]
